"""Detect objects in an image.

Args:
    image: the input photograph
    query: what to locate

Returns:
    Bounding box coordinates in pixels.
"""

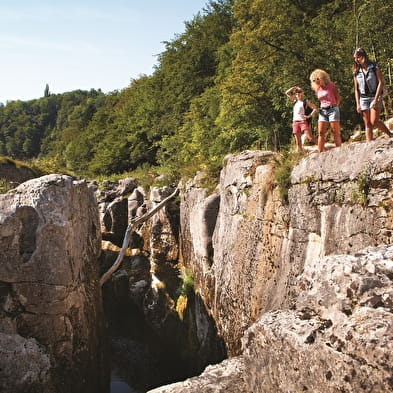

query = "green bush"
[272,149,304,203]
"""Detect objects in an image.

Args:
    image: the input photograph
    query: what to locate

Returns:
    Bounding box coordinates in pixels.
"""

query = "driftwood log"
[100,187,179,286]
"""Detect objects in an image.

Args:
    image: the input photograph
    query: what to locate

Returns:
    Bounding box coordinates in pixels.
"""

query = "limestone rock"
[146,356,250,393]
[241,245,393,393]
[181,141,393,356]
[0,333,52,393]
[0,174,108,393]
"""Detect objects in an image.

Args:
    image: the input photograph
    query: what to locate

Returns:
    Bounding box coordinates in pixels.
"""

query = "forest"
[0,0,392,185]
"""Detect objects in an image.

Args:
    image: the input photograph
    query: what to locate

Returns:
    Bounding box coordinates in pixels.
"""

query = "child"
[285,86,317,152]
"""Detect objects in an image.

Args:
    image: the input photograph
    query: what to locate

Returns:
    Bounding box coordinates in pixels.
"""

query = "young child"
[285,86,317,152]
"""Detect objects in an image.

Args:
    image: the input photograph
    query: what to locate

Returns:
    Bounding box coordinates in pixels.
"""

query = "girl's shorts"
[360,96,383,111]
[292,120,309,134]
[318,106,340,122]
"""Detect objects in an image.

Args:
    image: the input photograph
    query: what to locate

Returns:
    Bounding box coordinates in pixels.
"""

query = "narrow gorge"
[1,137,393,392]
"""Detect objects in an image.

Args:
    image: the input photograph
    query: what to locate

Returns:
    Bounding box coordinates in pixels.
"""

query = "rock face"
[181,150,286,355]
[242,244,393,393]
[153,138,393,392]
[182,139,393,356]
[0,174,108,393]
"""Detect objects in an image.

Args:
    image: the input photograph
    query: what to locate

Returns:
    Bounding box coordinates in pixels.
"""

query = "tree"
[44,84,50,97]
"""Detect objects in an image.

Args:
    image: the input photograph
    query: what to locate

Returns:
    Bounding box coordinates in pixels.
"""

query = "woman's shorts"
[318,106,340,122]
[292,120,309,134]
[360,96,383,111]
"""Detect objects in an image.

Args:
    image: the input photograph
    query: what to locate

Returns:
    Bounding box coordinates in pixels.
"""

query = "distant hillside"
[0,156,41,186]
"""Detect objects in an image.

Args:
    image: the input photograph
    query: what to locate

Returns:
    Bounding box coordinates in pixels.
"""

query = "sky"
[0,0,209,104]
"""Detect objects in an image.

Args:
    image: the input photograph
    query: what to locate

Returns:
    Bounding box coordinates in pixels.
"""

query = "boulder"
[241,245,393,393]
[0,174,108,393]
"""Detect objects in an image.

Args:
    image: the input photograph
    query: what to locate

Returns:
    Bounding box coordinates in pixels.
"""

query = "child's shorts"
[292,120,309,134]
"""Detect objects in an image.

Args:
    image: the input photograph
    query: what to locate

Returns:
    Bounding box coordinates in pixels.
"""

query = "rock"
[146,356,250,393]
[102,197,129,246]
[0,174,108,393]
[241,245,393,393]
[118,177,137,196]
[180,141,393,356]
[0,333,52,393]
[171,141,393,391]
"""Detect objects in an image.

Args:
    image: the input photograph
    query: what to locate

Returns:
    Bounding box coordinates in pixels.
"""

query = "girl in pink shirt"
[310,69,342,152]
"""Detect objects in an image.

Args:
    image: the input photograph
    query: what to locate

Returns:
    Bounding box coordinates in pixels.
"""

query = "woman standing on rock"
[352,47,392,141]
[310,69,342,152]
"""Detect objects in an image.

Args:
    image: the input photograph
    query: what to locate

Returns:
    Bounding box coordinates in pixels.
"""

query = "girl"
[285,86,317,152]
[310,69,342,152]
[352,48,392,141]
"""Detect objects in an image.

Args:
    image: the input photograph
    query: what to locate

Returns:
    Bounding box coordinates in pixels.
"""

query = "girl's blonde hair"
[310,69,331,90]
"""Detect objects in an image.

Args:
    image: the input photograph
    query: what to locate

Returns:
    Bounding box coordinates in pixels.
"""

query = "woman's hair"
[309,69,331,90]
[352,47,371,73]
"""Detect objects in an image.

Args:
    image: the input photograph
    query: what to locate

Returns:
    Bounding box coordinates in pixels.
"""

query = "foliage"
[0,0,391,185]
[272,149,305,202]
[176,268,195,299]
[350,165,371,206]
[0,179,15,194]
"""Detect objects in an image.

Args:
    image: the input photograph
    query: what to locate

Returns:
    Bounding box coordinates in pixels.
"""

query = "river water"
[110,372,141,393]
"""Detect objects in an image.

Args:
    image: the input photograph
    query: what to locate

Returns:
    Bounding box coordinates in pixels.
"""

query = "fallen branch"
[100,187,179,286]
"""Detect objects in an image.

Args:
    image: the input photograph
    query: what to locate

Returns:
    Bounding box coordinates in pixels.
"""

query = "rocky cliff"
[0,175,108,393]
[149,137,393,392]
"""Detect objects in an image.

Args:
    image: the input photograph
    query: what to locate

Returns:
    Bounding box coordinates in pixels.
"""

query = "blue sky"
[0,1,208,104]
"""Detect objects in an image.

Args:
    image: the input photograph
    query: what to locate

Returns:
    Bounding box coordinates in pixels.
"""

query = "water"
[110,373,140,393]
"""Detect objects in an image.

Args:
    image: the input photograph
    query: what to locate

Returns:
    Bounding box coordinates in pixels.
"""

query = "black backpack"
[303,99,313,125]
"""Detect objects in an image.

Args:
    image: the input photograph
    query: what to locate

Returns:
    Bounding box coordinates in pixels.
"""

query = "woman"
[285,86,317,152]
[310,69,342,152]
[353,47,392,141]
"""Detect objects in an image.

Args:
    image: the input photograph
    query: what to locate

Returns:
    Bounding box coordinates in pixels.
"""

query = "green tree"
[44,84,50,97]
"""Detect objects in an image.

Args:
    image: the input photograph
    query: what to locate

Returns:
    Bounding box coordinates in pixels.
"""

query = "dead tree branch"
[100,187,179,286]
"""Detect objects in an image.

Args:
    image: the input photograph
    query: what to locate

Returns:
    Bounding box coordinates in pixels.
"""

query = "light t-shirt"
[293,100,305,121]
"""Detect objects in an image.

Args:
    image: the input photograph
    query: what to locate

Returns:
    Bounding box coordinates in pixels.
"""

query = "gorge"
[1,137,393,392]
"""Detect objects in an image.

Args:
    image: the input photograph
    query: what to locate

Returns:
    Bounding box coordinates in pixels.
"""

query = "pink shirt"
[316,82,337,108]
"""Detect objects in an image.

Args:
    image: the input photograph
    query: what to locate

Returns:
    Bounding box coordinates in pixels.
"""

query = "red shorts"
[292,120,309,134]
